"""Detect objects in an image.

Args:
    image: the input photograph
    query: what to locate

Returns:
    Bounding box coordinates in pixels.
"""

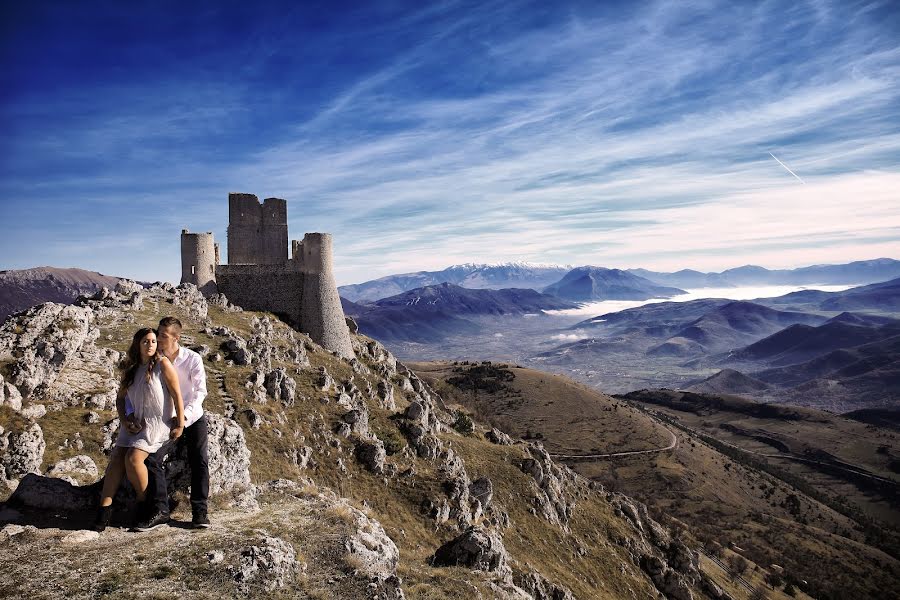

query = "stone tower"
[298,233,354,358]
[227,193,288,264]
[180,230,218,295]
[192,193,355,359]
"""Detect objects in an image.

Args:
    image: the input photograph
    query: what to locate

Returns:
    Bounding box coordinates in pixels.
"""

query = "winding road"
[550,424,678,461]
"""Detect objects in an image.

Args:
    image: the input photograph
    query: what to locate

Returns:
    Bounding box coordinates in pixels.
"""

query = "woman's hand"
[124,414,143,434]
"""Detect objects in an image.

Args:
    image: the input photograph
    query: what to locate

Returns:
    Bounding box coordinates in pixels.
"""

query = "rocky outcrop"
[166,412,256,509]
[355,439,386,474]
[264,368,297,406]
[173,283,209,321]
[230,535,304,592]
[0,373,23,411]
[431,527,512,580]
[340,500,405,598]
[46,455,98,482]
[7,473,98,511]
[487,427,514,445]
[1,423,45,481]
[513,571,575,600]
[519,443,576,529]
[0,303,97,398]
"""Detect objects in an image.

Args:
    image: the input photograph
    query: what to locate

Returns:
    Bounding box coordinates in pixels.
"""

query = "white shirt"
[125,346,207,428]
[170,346,207,428]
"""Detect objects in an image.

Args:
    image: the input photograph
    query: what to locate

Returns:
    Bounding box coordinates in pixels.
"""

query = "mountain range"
[338,262,571,303]
[343,282,575,343]
[0,267,125,322]
[339,258,900,303]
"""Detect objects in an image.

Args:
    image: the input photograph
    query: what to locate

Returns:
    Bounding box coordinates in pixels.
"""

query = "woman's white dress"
[115,361,173,453]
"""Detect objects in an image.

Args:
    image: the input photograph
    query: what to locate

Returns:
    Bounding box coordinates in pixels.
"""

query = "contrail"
[768,152,805,184]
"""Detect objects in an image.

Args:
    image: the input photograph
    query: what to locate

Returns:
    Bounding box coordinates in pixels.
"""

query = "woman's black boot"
[93,505,113,532]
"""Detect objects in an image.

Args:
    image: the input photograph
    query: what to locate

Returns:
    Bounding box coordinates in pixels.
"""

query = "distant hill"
[542,267,685,301]
[664,301,826,354]
[0,267,125,322]
[686,368,771,395]
[730,320,898,367]
[338,262,571,303]
[343,282,576,343]
[632,258,900,289]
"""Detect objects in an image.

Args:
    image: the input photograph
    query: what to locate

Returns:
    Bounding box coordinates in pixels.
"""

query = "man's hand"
[170,417,185,440]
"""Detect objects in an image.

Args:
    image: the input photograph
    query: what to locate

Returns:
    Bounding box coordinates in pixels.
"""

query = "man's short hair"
[158,316,183,332]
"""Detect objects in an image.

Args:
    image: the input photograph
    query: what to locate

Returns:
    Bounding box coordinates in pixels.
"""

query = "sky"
[1,0,899,286]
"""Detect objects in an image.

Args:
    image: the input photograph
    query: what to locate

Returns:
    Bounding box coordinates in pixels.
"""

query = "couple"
[93,316,210,532]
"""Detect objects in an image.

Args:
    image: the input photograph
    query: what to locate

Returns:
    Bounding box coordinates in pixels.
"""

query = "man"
[134,316,210,530]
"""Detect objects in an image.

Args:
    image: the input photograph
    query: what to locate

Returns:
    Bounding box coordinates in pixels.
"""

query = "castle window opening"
[191,265,196,275]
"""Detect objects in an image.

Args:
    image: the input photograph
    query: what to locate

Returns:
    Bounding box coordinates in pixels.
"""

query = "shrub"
[452,411,474,435]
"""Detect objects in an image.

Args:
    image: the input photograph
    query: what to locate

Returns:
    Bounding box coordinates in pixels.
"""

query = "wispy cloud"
[1,0,898,284]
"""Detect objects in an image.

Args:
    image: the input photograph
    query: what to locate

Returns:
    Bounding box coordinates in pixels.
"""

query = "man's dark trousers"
[145,414,210,516]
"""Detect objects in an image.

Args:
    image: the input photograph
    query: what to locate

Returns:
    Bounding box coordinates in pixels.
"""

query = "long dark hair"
[120,327,160,388]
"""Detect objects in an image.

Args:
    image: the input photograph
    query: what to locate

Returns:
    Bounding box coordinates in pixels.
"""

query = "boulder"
[46,455,98,480]
[431,527,512,579]
[1,423,45,480]
[264,368,297,406]
[231,535,303,592]
[487,428,514,445]
[165,413,256,508]
[355,439,386,474]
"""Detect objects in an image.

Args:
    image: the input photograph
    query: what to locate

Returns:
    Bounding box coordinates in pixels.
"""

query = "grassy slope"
[415,362,900,600]
[1,298,666,599]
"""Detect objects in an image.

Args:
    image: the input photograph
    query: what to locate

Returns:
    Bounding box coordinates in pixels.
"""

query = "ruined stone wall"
[298,233,354,358]
[181,230,218,295]
[227,193,263,265]
[226,193,288,265]
[260,198,288,264]
[216,264,303,327]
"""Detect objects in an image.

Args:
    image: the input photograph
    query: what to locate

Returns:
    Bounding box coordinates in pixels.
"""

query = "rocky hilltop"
[0,282,734,599]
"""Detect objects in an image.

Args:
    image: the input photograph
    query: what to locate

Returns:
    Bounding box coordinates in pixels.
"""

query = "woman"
[94,327,185,531]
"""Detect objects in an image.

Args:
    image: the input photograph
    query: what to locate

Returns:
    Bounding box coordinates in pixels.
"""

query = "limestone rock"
[224,336,253,365]
[317,367,334,392]
[46,455,98,480]
[8,473,98,511]
[342,501,401,583]
[173,283,209,321]
[431,527,512,579]
[0,374,23,412]
[641,554,693,600]
[166,412,256,509]
[513,571,575,600]
[487,428,514,445]
[520,443,575,529]
[264,368,296,406]
[114,280,143,297]
[345,316,359,334]
[342,408,370,438]
[231,535,303,592]
[1,423,46,480]
[0,303,97,398]
[376,381,396,411]
[469,477,494,510]
[355,439,386,474]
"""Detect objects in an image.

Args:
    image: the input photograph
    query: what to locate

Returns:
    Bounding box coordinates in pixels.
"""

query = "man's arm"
[186,351,207,422]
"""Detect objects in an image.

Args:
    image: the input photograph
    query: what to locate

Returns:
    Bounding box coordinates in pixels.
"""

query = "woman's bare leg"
[125,448,151,502]
[99,447,127,507]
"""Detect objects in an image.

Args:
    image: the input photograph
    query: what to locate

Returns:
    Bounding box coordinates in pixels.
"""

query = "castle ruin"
[180,193,354,358]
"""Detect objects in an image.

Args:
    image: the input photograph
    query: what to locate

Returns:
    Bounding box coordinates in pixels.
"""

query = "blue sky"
[2,0,899,286]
